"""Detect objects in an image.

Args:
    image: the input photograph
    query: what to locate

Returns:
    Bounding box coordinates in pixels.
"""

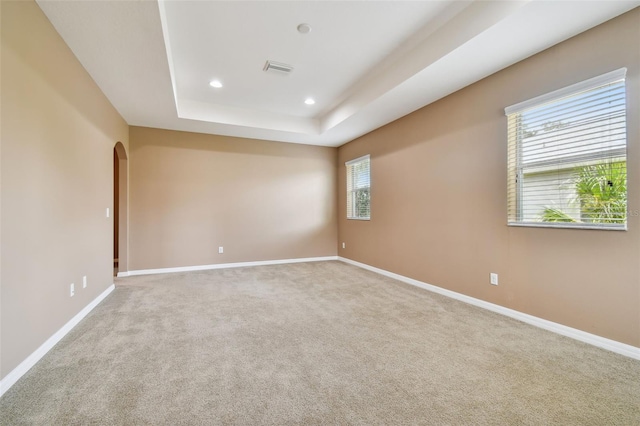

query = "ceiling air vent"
[263,60,294,74]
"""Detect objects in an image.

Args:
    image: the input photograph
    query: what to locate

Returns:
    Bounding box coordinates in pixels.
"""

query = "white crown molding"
[0,284,116,398]
[338,256,640,360]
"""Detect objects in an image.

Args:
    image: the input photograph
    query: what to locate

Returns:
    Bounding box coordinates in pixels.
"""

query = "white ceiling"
[36,0,639,147]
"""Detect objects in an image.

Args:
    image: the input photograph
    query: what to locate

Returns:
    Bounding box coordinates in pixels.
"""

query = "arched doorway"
[114,142,128,276]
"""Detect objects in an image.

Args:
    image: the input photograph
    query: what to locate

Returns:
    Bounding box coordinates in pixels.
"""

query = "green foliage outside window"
[541,162,627,224]
[354,188,370,218]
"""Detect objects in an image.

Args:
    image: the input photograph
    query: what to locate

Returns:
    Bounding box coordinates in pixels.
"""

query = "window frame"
[346,154,371,221]
[505,68,628,231]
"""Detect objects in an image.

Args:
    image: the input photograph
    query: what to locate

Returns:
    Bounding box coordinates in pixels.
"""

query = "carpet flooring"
[1,261,639,425]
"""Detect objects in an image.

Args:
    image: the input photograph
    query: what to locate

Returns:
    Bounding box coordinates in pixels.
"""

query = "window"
[506,68,627,230]
[346,155,370,220]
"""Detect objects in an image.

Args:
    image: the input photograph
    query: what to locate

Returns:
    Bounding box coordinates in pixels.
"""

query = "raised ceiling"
[37,1,639,147]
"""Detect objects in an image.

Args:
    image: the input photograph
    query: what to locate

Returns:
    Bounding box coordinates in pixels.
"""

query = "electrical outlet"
[83,276,87,289]
[490,273,498,286]
[70,283,75,297]
[218,246,224,254]
[342,242,346,249]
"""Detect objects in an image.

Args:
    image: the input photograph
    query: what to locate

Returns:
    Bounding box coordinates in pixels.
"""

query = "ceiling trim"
[36,0,640,147]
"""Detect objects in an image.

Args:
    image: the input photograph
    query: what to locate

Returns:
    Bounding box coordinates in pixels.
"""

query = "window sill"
[347,217,370,221]
[508,222,627,231]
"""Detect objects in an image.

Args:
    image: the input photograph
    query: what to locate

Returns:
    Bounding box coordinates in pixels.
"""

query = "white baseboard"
[338,257,640,360]
[124,256,339,277]
[0,284,115,398]
[4,256,634,400]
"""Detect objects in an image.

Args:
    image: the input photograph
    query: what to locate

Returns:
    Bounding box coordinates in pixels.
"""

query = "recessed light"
[304,98,315,105]
[209,80,223,88]
[297,23,312,34]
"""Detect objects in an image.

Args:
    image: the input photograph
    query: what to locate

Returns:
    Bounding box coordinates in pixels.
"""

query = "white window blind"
[505,68,627,230]
[346,155,370,220]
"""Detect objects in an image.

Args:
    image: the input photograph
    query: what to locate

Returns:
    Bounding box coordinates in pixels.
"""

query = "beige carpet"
[1,261,639,425]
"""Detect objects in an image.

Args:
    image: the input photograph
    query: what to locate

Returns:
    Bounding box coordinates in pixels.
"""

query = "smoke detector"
[297,23,312,34]
[263,60,294,74]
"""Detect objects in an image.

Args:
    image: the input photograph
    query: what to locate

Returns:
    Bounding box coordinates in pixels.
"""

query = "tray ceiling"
[37,1,640,147]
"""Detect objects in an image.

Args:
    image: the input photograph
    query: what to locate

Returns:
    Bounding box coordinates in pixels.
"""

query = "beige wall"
[128,127,337,271]
[1,0,129,378]
[338,9,640,347]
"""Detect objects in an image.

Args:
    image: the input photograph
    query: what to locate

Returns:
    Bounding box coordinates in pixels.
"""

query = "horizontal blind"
[506,70,627,229]
[346,155,370,219]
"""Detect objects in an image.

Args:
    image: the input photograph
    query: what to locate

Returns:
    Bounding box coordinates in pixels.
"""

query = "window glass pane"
[346,156,370,220]
[506,71,627,230]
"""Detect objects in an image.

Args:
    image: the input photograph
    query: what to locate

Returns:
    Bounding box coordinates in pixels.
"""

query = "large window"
[505,69,627,230]
[346,155,370,220]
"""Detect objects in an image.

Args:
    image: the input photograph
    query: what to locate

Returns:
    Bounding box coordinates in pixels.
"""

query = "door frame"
[114,142,128,275]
